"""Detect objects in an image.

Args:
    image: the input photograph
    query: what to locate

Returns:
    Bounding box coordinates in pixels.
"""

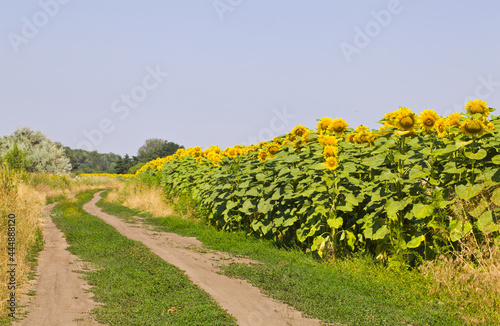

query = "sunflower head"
[323,146,339,159]
[395,107,417,131]
[435,118,447,137]
[346,133,356,143]
[325,157,338,170]
[225,147,238,158]
[317,117,333,134]
[258,150,268,162]
[465,99,490,118]
[318,134,339,147]
[292,125,309,138]
[446,112,463,128]
[460,118,486,136]
[419,109,439,131]
[330,118,349,136]
[266,143,281,156]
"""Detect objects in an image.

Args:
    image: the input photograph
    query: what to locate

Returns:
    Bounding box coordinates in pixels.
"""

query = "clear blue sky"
[1,1,500,155]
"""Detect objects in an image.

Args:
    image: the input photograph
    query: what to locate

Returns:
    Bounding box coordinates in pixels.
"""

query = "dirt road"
[14,202,103,326]
[83,192,321,326]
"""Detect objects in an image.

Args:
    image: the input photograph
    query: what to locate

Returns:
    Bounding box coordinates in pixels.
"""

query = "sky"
[1,1,500,156]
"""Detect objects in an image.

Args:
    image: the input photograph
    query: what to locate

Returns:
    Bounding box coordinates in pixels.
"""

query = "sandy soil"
[83,192,321,326]
[14,202,103,326]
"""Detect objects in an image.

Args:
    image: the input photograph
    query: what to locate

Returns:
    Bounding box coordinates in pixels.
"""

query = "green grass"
[50,190,237,326]
[96,190,473,326]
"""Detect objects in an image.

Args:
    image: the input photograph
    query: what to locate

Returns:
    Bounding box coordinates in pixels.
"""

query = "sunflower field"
[136,99,500,266]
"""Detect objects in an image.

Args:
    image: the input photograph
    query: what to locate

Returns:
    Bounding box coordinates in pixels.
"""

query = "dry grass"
[105,182,173,218]
[0,172,44,318]
[420,188,500,325]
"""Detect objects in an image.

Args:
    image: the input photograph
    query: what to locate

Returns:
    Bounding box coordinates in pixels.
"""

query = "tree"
[3,143,30,171]
[0,127,71,173]
[114,154,138,174]
[137,138,183,163]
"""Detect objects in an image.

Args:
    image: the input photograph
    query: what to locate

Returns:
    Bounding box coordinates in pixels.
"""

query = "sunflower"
[465,99,490,117]
[395,107,417,131]
[292,125,309,138]
[419,109,439,131]
[346,133,356,143]
[325,157,338,170]
[318,134,339,147]
[446,112,463,128]
[317,117,333,134]
[226,147,238,158]
[487,122,495,130]
[258,150,268,162]
[383,111,398,127]
[368,133,380,146]
[266,143,281,156]
[460,118,486,136]
[323,146,339,159]
[435,118,447,137]
[330,118,349,136]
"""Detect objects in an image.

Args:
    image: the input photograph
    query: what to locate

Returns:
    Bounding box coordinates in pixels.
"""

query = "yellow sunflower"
[325,157,338,170]
[292,125,309,138]
[258,150,268,162]
[460,118,486,136]
[226,147,238,158]
[465,99,489,117]
[318,134,339,147]
[435,118,447,137]
[446,112,463,128]
[323,146,339,159]
[266,143,281,156]
[317,117,333,134]
[346,133,356,143]
[395,107,417,131]
[487,122,495,130]
[419,109,439,131]
[330,118,349,136]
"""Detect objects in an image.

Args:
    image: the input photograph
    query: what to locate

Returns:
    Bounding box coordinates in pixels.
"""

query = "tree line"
[0,127,183,174]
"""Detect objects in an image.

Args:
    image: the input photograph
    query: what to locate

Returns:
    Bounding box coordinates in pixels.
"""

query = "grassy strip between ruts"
[50,190,237,326]
[96,190,480,326]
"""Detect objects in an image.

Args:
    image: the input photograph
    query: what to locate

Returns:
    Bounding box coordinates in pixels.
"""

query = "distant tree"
[0,127,71,173]
[114,154,138,174]
[63,147,121,174]
[137,138,182,163]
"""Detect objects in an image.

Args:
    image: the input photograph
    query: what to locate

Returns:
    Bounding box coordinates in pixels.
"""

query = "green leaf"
[455,184,484,201]
[449,220,472,242]
[464,149,487,160]
[255,173,266,182]
[361,154,386,168]
[240,199,255,214]
[411,203,434,220]
[407,235,425,249]
[492,188,500,206]
[409,165,429,180]
[327,211,343,229]
[257,200,273,214]
[491,155,500,165]
[372,225,389,240]
[477,211,500,233]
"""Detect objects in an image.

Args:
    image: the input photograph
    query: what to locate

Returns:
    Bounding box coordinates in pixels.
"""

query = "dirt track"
[14,202,102,326]
[83,192,321,326]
